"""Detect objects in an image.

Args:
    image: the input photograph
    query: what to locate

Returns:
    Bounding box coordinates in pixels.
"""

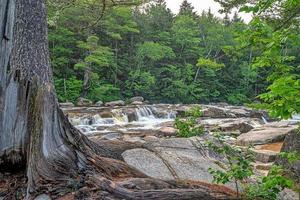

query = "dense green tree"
[179,0,198,18]
[47,0,283,106]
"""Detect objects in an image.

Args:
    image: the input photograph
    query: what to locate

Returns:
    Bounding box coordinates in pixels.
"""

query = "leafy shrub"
[246,165,294,200]
[174,106,204,137]
[206,133,254,198]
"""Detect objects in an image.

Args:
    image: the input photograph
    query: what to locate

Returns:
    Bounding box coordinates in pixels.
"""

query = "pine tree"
[179,0,198,18]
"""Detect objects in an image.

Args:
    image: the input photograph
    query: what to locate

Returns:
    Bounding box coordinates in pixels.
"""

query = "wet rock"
[131,101,143,105]
[95,101,103,107]
[122,108,137,122]
[237,123,296,146]
[202,105,234,118]
[122,148,174,179]
[130,96,144,102]
[99,111,113,118]
[76,97,92,107]
[59,102,74,107]
[105,100,125,107]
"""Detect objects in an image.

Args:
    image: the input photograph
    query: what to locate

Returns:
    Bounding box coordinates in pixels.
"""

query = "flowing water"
[69,106,176,136]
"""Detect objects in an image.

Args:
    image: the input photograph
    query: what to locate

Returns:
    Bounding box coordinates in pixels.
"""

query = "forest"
[48,0,284,105]
[0,0,300,199]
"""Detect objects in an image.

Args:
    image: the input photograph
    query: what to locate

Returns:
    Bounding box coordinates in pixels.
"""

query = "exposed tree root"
[0,84,238,200]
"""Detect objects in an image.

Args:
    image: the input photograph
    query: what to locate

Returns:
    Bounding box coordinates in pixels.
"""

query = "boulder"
[99,111,113,118]
[276,129,300,183]
[122,148,174,180]
[202,105,265,119]
[157,126,177,137]
[130,96,144,102]
[237,123,296,146]
[122,108,137,122]
[155,147,222,183]
[76,97,92,106]
[278,188,299,200]
[105,100,125,107]
[252,149,279,163]
[59,102,74,107]
[131,101,144,105]
[122,138,236,189]
[199,118,261,134]
[202,105,234,118]
[95,100,103,107]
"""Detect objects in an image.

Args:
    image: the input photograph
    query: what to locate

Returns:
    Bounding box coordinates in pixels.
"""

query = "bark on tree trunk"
[0,0,237,199]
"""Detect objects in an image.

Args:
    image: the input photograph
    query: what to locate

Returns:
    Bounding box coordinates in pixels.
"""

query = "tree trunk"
[81,66,91,97]
[0,0,237,199]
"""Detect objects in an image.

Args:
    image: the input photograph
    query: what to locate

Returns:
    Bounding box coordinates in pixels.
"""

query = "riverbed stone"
[122,148,174,179]
[278,188,299,200]
[155,147,221,182]
[252,149,279,163]
[95,101,103,107]
[199,118,261,134]
[76,98,92,106]
[130,96,144,102]
[157,127,177,137]
[105,100,125,107]
[237,123,296,146]
[131,101,144,105]
[145,138,196,150]
[59,102,74,107]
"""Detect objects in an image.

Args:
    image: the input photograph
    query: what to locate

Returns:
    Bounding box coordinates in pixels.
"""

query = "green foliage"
[48,0,284,105]
[246,165,294,200]
[280,151,300,165]
[125,70,156,99]
[206,133,254,197]
[174,106,204,138]
[196,58,225,70]
[137,42,175,61]
[87,84,121,103]
[54,77,83,103]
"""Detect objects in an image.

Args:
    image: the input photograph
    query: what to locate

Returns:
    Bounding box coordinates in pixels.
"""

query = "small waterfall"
[292,114,300,121]
[166,111,176,119]
[93,114,115,125]
[112,109,129,123]
[135,106,156,121]
[261,116,268,124]
[70,105,176,135]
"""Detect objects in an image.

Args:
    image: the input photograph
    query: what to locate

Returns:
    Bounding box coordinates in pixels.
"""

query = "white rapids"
[69,106,176,135]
